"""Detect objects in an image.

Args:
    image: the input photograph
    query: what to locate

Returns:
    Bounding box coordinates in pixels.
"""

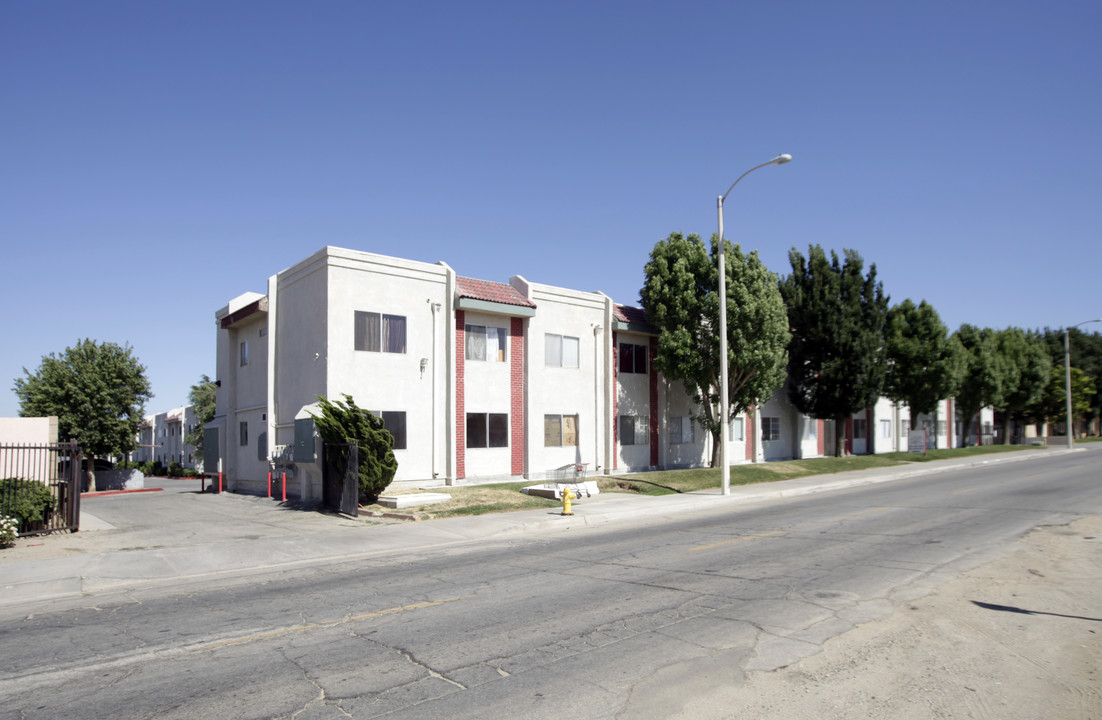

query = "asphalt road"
[1,447,1099,719]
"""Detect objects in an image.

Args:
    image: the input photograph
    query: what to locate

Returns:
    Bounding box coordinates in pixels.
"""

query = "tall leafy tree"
[184,374,218,464]
[951,325,1005,445]
[640,232,790,467]
[1040,327,1102,431]
[1029,365,1095,431]
[993,328,1051,443]
[13,339,152,488]
[884,299,962,430]
[779,245,889,457]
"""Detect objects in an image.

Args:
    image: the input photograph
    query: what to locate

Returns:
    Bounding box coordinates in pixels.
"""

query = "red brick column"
[746,408,755,461]
[817,419,825,456]
[455,310,466,479]
[510,317,525,476]
[649,336,659,467]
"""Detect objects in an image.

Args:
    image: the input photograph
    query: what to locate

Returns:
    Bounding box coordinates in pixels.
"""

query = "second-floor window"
[619,343,647,374]
[545,334,579,368]
[240,341,248,366]
[355,312,406,354]
[465,325,506,362]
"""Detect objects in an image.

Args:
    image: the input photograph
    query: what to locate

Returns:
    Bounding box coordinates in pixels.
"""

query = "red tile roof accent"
[456,277,536,309]
[613,304,650,325]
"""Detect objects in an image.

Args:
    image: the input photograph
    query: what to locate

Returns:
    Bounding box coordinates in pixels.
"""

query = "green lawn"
[368,444,1046,516]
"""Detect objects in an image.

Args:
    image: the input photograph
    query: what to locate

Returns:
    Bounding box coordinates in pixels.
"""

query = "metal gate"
[322,442,360,517]
[0,441,83,536]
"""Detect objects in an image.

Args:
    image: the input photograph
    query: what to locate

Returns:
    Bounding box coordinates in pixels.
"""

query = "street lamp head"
[771,153,793,165]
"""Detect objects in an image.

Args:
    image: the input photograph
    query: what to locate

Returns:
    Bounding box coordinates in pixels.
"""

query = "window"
[381,411,407,450]
[545,334,579,368]
[670,416,694,444]
[880,419,892,438]
[239,421,248,446]
[544,414,578,447]
[728,417,744,442]
[240,340,248,366]
[806,419,817,439]
[467,413,508,448]
[901,420,909,439]
[618,343,647,374]
[761,417,781,442]
[619,415,649,446]
[465,324,507,362]
[853,418,867,440]
[355,311,407,353]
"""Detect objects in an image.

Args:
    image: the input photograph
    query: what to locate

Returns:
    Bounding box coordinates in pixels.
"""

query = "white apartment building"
[208,246,813,500]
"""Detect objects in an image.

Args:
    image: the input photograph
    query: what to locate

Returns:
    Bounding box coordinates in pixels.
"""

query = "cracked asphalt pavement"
[0,447,1098,718]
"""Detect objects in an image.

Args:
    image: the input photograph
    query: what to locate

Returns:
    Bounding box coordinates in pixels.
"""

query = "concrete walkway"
[0,448,1072,608]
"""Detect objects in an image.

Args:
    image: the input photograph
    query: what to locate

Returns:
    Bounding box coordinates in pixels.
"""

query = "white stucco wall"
[0,416,58,445]
[518,279,610,480]
[321,248,452,485]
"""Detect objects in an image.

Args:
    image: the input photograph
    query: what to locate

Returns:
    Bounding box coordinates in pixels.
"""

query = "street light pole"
[717,153,792,495]
[1065,318,1101,450]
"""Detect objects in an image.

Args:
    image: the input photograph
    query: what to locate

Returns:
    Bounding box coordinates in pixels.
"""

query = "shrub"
[0,478,56,531]
[310,394,398,503]
[0,514,17,548]
[168,462,183,477]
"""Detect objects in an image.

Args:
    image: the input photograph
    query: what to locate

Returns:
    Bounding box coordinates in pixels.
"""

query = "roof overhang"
[456,297,536,318]
[220,297,269,329]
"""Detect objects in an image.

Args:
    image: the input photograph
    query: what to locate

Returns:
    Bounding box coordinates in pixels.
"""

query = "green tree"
[310,394,397,502]
[184,374,218,464]
[993,328,1051,443]
[13,339,152,489]
[883,299,963,430]
[640,232,790,467]
[779,246,889,456]
[1029,365,1095,429]
[1040,327,1102,432]
[952,325,1005,445]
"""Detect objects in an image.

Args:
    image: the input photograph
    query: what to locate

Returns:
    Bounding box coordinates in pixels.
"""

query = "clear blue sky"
[3,0,1100,418]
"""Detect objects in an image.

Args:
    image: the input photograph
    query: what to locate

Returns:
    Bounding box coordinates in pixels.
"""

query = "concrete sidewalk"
[0,448,1073,608]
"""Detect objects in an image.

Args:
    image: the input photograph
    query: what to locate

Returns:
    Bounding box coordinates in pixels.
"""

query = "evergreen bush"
[0,478,56,531]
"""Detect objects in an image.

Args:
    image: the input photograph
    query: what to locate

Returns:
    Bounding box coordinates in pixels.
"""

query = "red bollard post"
[281,472,287,502]
[267,471,272,498]
[218,472,223,494]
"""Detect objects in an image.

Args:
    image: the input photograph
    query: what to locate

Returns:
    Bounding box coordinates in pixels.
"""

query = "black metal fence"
[0,441,82,536]
[322,442,360,518]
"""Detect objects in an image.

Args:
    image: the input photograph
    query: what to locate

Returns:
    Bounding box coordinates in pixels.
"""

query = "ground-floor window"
[879,419,892,438]
[761,416,781,442]
[544,414,578,447]
[467,413,508,448]
[619,415,649,446]
[381,411,408,450]
[853,418,867,440]
[670,416,694,444]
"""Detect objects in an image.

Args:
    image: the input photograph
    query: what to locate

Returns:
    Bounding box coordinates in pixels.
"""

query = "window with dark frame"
[465,324,507,362]
[761,416,781,442]
[853,418,867,440]
[239,421,248,446]
[381,411,407,450]
[466,413,508,448]
[618,415,649,446]
[355,311,407,353]
[240,340,248,366]
[618,343,647,374]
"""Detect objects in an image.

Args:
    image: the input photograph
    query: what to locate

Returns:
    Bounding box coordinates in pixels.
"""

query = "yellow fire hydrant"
[561,485,575,516]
